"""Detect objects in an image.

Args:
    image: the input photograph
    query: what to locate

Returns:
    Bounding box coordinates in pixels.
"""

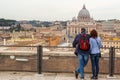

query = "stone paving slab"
[0,71,120,80]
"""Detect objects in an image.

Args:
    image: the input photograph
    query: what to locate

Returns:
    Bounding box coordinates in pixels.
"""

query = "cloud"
[0,0,120,20]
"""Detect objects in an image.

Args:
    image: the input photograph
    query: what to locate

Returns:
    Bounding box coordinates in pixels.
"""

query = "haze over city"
[0,0,120,21]
[1,0,120,79]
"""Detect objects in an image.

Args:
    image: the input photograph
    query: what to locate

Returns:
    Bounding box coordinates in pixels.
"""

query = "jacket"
[89,37,102,54]
[72,32,90,55]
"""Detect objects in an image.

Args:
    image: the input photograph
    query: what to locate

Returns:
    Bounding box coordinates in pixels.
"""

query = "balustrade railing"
[0,45,118,76]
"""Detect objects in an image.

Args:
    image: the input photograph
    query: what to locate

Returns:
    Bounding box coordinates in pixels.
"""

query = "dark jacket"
[72,32,90,55]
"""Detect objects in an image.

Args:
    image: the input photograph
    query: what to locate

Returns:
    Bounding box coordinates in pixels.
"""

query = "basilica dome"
[78,5,91,22]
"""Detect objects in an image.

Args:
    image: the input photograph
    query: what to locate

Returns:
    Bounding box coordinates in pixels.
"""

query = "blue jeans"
[76,53,89,78]
[90,54,100,77]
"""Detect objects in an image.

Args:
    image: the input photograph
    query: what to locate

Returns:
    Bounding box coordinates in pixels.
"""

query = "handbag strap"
[95,38,100,49]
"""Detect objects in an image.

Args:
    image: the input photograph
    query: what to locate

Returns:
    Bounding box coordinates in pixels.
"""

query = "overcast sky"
[0,0,120,21]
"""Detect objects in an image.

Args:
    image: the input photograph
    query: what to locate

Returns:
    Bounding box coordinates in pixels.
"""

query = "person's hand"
[99,53,101,58]
[74,52,78,56]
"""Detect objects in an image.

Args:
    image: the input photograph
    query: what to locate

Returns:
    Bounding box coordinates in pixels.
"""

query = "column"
[3,38,6,45]
[70,27,72,35]
[74,27,75,34]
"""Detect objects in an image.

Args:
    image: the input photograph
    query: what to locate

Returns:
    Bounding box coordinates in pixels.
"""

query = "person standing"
[89,29,102,79]
[73,28,90,80]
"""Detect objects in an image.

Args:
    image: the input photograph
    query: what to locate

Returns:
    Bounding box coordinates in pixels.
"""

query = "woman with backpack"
[89,29,102,79]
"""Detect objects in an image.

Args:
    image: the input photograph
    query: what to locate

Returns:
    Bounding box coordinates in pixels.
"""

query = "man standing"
[73,28,90,80]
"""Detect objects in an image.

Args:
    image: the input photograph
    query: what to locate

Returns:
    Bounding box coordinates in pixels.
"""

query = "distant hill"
[0,18,17,26]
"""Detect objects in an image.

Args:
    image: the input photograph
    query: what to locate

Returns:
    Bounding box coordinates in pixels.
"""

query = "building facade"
[66,5,100,37]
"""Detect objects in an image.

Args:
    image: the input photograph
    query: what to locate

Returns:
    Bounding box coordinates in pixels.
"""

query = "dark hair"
[90,29,98,38]
[81,28,86,32]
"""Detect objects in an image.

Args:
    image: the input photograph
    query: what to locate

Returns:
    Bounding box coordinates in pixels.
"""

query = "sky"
[0,0,120,21]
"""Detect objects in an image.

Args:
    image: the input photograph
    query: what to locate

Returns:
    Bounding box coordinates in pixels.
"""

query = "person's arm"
[89,38,92,51]
[72,34,79,48]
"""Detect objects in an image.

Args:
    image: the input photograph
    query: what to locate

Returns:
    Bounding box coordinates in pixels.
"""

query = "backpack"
[78,34,90,51]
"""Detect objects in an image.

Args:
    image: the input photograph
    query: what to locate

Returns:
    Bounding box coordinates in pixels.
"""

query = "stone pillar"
[79,28,81,33]
[32,35,34,40]
[3,38,6,45]
[77,27,79,34]
[70,27,72,35]
[88,27,90,34]
[66,27,68,35]
[73,27,75,34]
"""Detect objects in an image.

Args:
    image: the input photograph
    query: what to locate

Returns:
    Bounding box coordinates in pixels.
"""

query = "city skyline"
[0,0,120,21]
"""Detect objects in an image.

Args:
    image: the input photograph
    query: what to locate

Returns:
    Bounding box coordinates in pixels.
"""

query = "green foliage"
[0,18,16,26]
[29,20,52,27]
[60,21,67,26]
[9,24,22,32]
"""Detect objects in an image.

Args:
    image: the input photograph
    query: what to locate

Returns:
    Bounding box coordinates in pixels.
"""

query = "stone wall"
[42,56,110,74]
[0,53,120,74]
[0,54,37,71]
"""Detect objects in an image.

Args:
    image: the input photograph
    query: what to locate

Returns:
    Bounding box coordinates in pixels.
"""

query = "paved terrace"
[0,46,119,80]
[0,71,120,80]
